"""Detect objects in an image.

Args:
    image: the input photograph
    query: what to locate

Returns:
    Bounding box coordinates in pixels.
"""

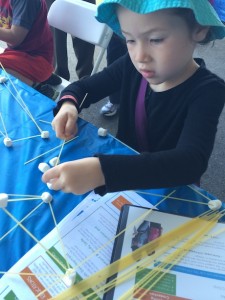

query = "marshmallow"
[98,127,108,137]
[208,199,222,211]
[3,137,13,147]
[47,182,53,190]
[0,193,8,208]
[0,76,7,84]
[62,268,76,287]
[41,192,53,203]
[41,131,49,139]
[49,157,59,167]
[38,162,50,173]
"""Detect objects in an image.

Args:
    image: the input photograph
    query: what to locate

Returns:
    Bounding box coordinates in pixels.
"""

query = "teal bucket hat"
[96,0,225,41]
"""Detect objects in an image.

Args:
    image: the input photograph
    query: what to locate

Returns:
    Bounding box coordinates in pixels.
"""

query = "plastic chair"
[47,0,113,75]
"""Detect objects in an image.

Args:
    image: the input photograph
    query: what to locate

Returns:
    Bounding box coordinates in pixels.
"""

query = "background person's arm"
[0,25,28,47]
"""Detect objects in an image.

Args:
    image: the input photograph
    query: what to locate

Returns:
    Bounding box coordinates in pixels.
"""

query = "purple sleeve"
[10,0,41,30]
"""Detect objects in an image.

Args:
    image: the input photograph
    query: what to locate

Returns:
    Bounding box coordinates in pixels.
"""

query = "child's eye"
[126,39,135,44]
[150,38,164,44]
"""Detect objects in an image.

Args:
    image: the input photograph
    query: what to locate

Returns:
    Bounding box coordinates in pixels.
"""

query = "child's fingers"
[48,178,64,191]
[65,118,77,138]
[42,167,60,183]
[54,119,67,139]
[42,172,64,191]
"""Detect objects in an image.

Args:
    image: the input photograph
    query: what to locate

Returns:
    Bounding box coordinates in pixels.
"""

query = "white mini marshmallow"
[208,199,222,211]
[47,182,53,190]
[49,157,59,167]
[0,193,8,208]
[41,131,49,139]
[3,137,12,147]
[38,162,50,173]
[0,76,7,84]
[41,192,53,203]
[98,127,108,137]
[63,268,76,287]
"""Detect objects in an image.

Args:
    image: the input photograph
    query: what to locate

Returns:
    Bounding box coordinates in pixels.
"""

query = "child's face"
[117,7,207,91]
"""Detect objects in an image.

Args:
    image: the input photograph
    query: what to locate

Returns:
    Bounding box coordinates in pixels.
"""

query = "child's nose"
[135,44,149,63]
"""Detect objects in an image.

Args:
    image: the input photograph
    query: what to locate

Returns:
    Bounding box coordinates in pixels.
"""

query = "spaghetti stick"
[8,197,42,202]
[0,130,6,137]
[2,81,43,134]
[56,140,65,165]
[89,211,222,300]
[130,212,222,299]
[24,136,78,165]
[188,184,213,202]
[132,213,221,300]
[0,112,8,137]
[39,119,52,124]
[110,134,139,153]
[2,207,67,272]
[48,202,70,270]
[0,202,43,241]
[74,192,174,274]
[0,270,64,278]
[83,211,223,299]
[75,193,213,295]
[0,63,43,133]
[7,194,41,198]
[55,211,215,299]
[136,190,209,206]
[37,276,73,299]
[79,93,88,109]
[12,135,43,142]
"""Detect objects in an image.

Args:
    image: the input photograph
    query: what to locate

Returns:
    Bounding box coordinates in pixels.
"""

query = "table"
[0,72,137,273]
[0,72,224,297]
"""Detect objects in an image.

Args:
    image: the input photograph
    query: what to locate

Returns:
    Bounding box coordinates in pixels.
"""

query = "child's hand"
[52,102,78,140]
[42,157,105,195]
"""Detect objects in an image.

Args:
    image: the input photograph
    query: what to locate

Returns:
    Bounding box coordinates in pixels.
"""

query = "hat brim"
[96,0,225,41]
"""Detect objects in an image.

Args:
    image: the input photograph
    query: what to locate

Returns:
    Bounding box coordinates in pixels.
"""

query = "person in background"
[100,33,127,116]
[42,0,225,196]
[209,0,225,23]
[96,0,127,117]
[0,0,53,87]
[45,0,95,85]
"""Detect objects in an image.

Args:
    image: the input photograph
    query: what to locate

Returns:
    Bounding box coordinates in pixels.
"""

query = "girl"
[42,0,225,196]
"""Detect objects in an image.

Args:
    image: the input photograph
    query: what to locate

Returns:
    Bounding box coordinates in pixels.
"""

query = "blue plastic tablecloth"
[0,73,224,275]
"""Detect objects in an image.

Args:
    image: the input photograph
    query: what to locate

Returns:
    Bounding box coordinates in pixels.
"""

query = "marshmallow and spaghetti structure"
[1,186,224,300]
[0,63,49,141]
[0,191,72,280]
[53,198,225,300]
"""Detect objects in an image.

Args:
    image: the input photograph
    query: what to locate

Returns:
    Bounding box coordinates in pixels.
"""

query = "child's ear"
[193,25,210,42]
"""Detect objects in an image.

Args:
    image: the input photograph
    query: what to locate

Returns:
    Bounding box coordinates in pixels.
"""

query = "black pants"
[106,33,127,104]
[46,0,95,80]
